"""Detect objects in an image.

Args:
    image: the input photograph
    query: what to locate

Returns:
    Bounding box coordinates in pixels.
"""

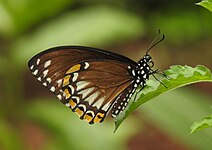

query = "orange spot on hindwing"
[64,88,71,99]
[69,99,77,109]
[84,114,93,123]
[93,112,105,123]
[83,111,94,123]
[75,108,84,117]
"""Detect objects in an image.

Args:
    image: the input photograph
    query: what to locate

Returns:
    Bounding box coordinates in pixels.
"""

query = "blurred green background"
[0,0,212,150]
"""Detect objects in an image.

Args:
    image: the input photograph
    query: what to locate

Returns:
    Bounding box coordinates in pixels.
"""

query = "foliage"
[0,0,212,150]
[190,0,212,134]
[196,0,212,12]
[138,88,212,150]
[115,65,212,131]
[191,114,212,133]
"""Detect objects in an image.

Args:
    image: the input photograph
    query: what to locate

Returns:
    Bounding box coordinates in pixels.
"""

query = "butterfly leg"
[150,69,168,88]
[152,69,170,79]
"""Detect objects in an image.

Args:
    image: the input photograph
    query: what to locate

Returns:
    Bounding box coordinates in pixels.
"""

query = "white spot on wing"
[33,70,38,75]
[84,91,100,105]
[43,70,49,78]
[78,104,86,111]
[36,59,40,65]
[46,78,51,83]
[56,79,63,87]
[43,82,47,86]
[76,81,90,91]
[65,103,70,107]
[93,96,105,109]
[30,65,34,70]
[84,62,89,69]
[102,101,111,111]
[78,87,95,99]
[50,86,55,92]
[68,85,75,95]
[85,110,95,117]
[72,73,78,82]
[37,77,41,81]
[57,94,62,100]
[72,96,80,103]
[44,60,51,68]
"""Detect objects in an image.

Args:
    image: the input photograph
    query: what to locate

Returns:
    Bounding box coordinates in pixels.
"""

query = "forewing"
[28,46,136,124]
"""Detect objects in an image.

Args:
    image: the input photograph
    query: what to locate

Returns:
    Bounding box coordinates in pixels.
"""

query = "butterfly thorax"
[130,54,153,87]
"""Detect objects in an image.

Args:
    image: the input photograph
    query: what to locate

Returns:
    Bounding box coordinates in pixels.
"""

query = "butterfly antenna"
[146,30,165,54]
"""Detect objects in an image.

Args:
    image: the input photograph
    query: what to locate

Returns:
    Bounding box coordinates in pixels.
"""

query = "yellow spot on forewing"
[94,113,105,123]
[66,64,81,74]
[63,75,71,86]
[75,108,83,117]
[64,88,71,99]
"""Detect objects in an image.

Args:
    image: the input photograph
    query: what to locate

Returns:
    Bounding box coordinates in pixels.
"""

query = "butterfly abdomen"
[111,82,136,118]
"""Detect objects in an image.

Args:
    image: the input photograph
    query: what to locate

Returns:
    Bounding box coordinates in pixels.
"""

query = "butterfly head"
[137,54,154,69]
[143,54,154,68]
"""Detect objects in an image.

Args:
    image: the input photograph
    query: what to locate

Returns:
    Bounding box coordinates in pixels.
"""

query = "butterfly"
[28,34,166,124]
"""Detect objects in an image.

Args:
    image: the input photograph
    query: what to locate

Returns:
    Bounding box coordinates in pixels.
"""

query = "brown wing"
[61,60,134,124]
[28,46,136,124]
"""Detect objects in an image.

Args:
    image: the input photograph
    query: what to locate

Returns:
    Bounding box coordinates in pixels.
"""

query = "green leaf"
[196,0,212,12]
[191,114,212,133]
[114,65,212,132]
